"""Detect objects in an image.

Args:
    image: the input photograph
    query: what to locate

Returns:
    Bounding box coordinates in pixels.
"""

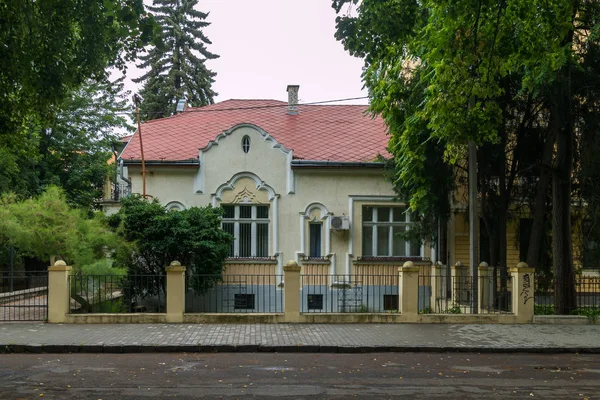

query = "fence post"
[47,260,72,323]
[451,261,466,306]
[430,262,442,313]
[166,261,186,323]
[399,261,419,316]
[478,262,493,314]
[283,260,301,322]
[511,262,535,323]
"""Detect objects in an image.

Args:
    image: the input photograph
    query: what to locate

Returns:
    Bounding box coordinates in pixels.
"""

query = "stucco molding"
[165,201,186,211]
[301,202,332,220]
[201,123,292,155]
[193,150,206,194]
[213,171,277,202]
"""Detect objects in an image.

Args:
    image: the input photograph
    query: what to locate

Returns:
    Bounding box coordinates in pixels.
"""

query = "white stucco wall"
[122,124,429,275]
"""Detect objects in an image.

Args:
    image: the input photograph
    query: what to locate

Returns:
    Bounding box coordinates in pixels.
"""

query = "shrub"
[109,196,233,282]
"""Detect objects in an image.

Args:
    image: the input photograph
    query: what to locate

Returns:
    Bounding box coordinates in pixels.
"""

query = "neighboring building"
[102,85,435,281]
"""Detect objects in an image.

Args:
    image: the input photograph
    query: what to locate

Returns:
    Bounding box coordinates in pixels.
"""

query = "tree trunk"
[550,76,576,315]
[526,135,554,270]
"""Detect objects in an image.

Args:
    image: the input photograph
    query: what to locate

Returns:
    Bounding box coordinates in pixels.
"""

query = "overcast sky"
[125,0,367,105]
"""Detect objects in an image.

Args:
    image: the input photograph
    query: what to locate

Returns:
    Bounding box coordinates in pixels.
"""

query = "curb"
[3,344,600,354]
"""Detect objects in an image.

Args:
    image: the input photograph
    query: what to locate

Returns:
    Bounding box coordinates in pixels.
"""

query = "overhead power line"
[113,96,370,116]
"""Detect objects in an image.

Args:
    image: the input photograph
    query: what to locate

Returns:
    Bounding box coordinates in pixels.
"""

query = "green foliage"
[419,307,434,315]
[109,196,233,280]
[0,186,117,267]
[80,259,126,277]
[31,76,133,209]
[534,304,555,315]
[134,0,218,120]
[574,308,600,324]
[0,0,157,189]
[445,305,462,314]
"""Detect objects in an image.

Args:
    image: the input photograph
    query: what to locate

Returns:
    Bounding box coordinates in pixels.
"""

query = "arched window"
[242,135,251,154]
[166,201,186,211]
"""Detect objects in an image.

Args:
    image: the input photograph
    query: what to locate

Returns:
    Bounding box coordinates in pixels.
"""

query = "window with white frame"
[222,204,269,258]
[362,206,421,257]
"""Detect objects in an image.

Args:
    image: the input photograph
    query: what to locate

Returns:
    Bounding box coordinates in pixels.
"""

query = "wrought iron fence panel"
[0,271,48,321]
[185,274,283,313]
[535,275,600,315]
[69,274,166,313]
[301,274,399,313]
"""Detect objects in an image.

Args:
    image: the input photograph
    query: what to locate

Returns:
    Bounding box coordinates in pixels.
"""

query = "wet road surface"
[0,352,598,399]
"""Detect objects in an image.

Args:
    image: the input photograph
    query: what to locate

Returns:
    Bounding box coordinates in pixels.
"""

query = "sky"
[125,0,368,105]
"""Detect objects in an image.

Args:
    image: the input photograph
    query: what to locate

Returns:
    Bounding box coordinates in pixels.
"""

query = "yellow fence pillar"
[47,260,72,323]
[399,261,419,316]
[451,261,467,305]
[283,260,301,322]
[430,262,442,313]
[478,262,494,313]
[166,261,186,323]
[511,262,535,323]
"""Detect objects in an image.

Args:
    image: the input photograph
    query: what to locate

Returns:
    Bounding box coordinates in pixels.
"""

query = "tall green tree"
[134,0,218,120]
[38,75,134,209]
[0,0,155,185]
[333,0,600,313]
[2,76,134,210]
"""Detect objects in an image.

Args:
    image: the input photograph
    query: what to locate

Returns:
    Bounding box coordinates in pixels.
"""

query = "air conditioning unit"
[330,215,350,230]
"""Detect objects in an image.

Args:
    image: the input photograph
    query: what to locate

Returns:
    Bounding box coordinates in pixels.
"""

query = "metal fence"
[0,271,48,321]
[185,274,283,313]
[109,183,131,201]
[69,274,166,313]
[300,274,399,313]
[535,275,600,314]
[479,273,513,314]
[419,268,512,314]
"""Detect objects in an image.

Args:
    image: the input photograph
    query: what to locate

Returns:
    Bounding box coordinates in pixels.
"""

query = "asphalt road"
[0,352,598,399]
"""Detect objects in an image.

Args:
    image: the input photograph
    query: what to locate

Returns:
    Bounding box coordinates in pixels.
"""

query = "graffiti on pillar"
[520,273,532,305]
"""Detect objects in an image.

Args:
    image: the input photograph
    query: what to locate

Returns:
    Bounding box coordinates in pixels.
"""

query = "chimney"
[286,85,299,115]
[176,98,187,113]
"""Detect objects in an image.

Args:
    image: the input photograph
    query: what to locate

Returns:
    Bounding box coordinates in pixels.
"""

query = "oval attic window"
[242,135,251,154]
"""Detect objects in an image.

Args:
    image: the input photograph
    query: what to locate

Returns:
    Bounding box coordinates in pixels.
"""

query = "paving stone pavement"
[0,323,599,353]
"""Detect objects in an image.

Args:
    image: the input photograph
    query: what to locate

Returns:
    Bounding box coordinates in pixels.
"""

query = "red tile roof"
[120,99,390,163]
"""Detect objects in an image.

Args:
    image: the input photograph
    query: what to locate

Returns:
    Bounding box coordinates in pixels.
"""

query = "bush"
[534,304,555,315]
[0,186,118,268]
[109,196,233,281]
[80,259,126,276]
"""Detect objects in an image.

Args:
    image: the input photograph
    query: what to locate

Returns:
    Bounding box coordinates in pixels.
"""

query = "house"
[103,85,436,287]
[100,85,598,314]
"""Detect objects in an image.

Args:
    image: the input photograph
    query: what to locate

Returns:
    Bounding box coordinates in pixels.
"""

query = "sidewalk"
[1,323,599,354]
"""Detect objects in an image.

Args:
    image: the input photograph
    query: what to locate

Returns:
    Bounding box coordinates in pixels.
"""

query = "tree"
[0,0,156,199]
[108,196,232,281]
[0,75,134,210]
[0,186,118,268]
[39,76,134,209]
[333,0,600,313]
[134,0,218,120]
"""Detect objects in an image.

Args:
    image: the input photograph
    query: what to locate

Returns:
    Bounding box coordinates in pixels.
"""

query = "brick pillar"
[47,260,72,323]
[399,261,419,316]
[511,262,535,323]
[166,261,186,323]
[283,260,301,322]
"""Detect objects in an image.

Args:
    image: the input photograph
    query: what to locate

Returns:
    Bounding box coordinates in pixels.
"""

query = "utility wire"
[112,96,370,116]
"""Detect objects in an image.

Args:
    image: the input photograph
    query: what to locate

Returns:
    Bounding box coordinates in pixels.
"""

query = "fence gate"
[0,271,48,321]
